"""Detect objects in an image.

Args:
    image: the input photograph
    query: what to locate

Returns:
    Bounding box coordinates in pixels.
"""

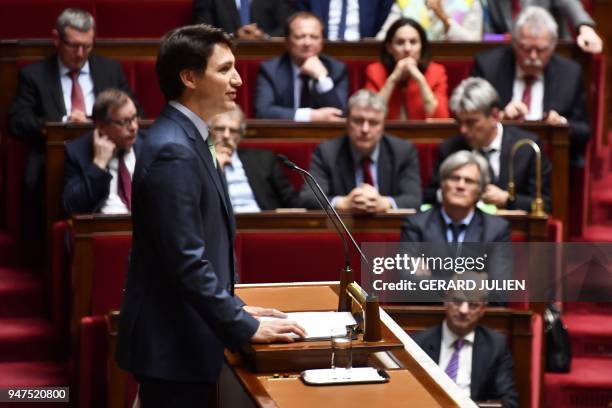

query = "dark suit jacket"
[412,324,518,408]
[8,54,137,147]
[424,126,552,212]
[254,53,348,119]
[61,130,144,216]
[485,0,594,39]
[116,105,259,382]
[297,0,394,38]
[237,147,300,209]
[192,0,297,36]
[471,46,590,155]
[400,206,510,244]
[299,134,422,209]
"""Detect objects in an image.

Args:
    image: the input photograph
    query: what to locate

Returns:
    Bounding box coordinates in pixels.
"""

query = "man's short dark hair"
[283,11,324,37]
[156,24,234,102]
[92,88,132,122]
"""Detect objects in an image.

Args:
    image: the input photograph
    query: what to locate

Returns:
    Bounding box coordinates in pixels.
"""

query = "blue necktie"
[239,0,250,26]
[337,0,348,40]
[445,338,465,382]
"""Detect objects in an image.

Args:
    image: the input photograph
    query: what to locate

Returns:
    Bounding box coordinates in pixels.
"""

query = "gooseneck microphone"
[276,154,369,269]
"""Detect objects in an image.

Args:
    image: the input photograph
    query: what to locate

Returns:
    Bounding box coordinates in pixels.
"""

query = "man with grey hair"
[472,6,590,163]
[209,105,299,212]
[300,89,421,212]
[8,7,138,253]
[425,77,552,213]
[402,150,510,243]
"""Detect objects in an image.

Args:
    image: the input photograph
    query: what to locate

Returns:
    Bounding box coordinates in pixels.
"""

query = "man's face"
[193,43,242,121]
[441,163,481,211]
[53,26,94,71]
[98,99,138,151]
[286,17,323,65]
[513,27,555,77]
[210,113,242,154]
[347,106,385,156]
[455,110,498,149]
[445,294,486,337]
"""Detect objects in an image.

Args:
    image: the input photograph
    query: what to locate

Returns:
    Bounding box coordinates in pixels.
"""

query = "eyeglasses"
[61,37,94,52]
[446,174,479,187]
[516,42,552,55]
[107,115,139,128]
[211,126,241,136]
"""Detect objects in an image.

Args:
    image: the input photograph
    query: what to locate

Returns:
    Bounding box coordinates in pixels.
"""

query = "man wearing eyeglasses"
[62,89,142,215]
[412,272,518,407]
[471,6,590,164]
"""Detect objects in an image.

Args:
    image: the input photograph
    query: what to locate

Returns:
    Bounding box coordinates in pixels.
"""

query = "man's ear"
[178,69,199,90]
[490,107,501,121]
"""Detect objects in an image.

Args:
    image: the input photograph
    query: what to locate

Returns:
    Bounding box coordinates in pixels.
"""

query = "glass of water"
[331,326,353,379]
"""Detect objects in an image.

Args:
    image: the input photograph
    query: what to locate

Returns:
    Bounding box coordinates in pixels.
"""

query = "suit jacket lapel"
[498,48,516,106]
[431,207,450,243]
[497,128,513,187]
[425,325,443,363]
[464,209,484,242]
[238,149,265,208]
[470,327,489,398]
[542,57,558,112]
[377,137,392,195]
[280,54,296,109]
[46,57,66,117]
[338,137,356,194]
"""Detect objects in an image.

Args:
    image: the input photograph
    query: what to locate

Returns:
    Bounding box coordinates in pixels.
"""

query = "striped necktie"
[445,338,465,382]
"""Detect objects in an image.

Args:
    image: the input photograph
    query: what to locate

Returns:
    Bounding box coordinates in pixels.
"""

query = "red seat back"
[90,234,132,315]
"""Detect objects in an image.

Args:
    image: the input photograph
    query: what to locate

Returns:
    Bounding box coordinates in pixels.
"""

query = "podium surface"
[221,282,476,408]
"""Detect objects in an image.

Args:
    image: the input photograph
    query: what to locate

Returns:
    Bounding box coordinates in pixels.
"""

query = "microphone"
[276,154,369,268]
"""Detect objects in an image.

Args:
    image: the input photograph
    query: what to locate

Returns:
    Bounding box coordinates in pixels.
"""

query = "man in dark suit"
[254,11,348,121]
[209,106,299,212]
[402,150,510,244]
[472,6,590,162]
[297,0,394,40]
[300,89,421,212]
[192,0,297,40]
[62,89,143,216]
[484,0,602,53]
[412,273,518,407]
[116,25,304,407]
[425,77,552,213]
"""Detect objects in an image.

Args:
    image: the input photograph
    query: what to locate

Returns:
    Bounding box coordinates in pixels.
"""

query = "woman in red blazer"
[365,18,449,120]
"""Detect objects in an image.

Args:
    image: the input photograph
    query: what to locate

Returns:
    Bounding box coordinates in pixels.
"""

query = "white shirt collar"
[168,100,210,141]
[58,58,90,76]
[514,65,543,82]
[442,320,475,349]
[483,122,503,152]
[440,207,475,227]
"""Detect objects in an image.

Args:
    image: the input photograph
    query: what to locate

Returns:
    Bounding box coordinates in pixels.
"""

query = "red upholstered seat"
[90,234,132,315]
[94,0,192,38]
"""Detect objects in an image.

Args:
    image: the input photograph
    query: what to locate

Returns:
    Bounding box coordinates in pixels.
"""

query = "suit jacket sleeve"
[554,0,595,28]
[493,338,519,408]
[399,215,423,242]
[61,140,112,216]
[142,143,259,349]
[298,143,333,209]
[192,0,217,25]
[313,59,349,112]
[393,142,423,209]
[254,62,297,119]
[8,68,46,144]
[565,65,591,153]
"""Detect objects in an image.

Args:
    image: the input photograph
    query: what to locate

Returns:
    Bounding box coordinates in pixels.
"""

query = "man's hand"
[482,184,509,207]
[300,56,328,80]
[68,110,91,123]
[351,183,391,213]
[92,128,116,170]
[544,110,568,125]
[215,140,235,169]
[310,107,344,122]
[251,319,306,343]
[236,23,265,40]
[577,25,602,54]
[503,101,529,120]
[243,305,286,319]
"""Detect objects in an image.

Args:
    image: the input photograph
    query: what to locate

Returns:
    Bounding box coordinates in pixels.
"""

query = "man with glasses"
[412,272,518,407]
[62,89,142,215]
[209,106,299,212]
[471,6,590,163]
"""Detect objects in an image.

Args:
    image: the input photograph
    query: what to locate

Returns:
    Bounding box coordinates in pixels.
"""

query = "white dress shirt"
[59,58,95,119]
[439,320,475,397]
[511,66,544,120]
[327,0,360,41]
[100,147,135,214]
[473,122,503,180]
[224,151,261,213]
[291,62,335,122]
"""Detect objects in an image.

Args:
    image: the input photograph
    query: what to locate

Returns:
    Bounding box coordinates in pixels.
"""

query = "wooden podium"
[219,282,478,408]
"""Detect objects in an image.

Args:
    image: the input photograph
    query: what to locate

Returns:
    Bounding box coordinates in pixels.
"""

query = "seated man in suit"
[254,11,348,121]
[62,89,143,215]
[412,272,518,407]
[300,89,421,212]
[402,150,510,243]
[209,106,300,212]
[297,0,394,41]
[472,6,590,164]
[425,77,552,213]
[192,0,297,40]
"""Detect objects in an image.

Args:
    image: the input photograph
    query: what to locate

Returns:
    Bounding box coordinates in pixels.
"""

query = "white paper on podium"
[260,311,357,340]
[301,367,389,385]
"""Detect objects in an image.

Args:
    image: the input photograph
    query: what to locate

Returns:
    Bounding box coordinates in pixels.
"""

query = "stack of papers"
[260,311,357,340]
